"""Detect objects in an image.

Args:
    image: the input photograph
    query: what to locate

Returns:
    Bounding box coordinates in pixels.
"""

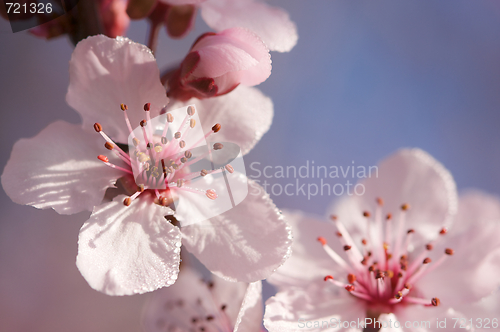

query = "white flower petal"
[418,191,500,304]
[181,179,292,283]
[76,195,180,296]
[264,281,365,332]
[1,121,121,215]
[168,86,273,155]
[330,148,458,247]
[201,0,298,52]
[267,210,344,289]
[233,281,263,332]
[67,35,168,143]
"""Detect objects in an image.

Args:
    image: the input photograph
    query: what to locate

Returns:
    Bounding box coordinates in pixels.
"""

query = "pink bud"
[168,27,271,100]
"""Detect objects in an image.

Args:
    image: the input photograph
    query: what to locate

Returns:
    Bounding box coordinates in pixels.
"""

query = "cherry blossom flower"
[1,35,291,296]
[143,265,264,332]
[127,0,297,50]
[167,27,271,101]
[263,149,500,332]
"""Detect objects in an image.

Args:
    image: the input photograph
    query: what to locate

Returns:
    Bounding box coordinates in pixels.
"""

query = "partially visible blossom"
[143,265,263,332]
[199,0,298,52]
[129,0,297,50]
[1,35,291,296]
[167,27,271,100]
[100,0,130,38]
[264,149,500,332]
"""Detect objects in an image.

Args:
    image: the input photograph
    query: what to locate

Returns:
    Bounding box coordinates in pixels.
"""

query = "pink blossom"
[143,265,263,332]
[264,149,500,332]
[167,27,271,101]
[1,35,291,296]
[160,0,298,52]
[199,0,298,53]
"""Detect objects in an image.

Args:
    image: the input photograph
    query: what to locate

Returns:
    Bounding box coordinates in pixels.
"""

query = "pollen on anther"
[206,189,217,200]
[431,298,440,306]
[97,155,108,163]
[440,228,448,235]
[167,113,174,123]
[105,142,114,150]
[94,123,103,132]
[347,274,356,284]
[330,215,338,221]
[361,238,367,245]
[363,211,370,217]
[445,248,454,255]
[200,169,208,177]
[317,237,327,246]
[120,103,128,111]
[212,123,221,133]
[225,164,234,173]
[423,257,432,264]
[187,106,195,116]
[140,120,147,127]
[386,213,392,220]
[174,132,181,139]
[407,229,415,234]
[401,203,410,211]
[324,275,334,281]
[426,244,434,251]
[213,143,223,150]
[144,103,151,111]
[190,119,196,128]
[376,197,384,206]
[185,151,192,159]
[123,197,132,206]
[344,245,352,251]
[336,232,342,237]
[345,285,355,292]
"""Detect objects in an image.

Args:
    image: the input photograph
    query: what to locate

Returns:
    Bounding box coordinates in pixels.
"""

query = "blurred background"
[1,0,499,331]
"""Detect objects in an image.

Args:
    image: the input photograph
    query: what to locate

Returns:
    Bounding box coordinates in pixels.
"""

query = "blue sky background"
[1,1,499,331]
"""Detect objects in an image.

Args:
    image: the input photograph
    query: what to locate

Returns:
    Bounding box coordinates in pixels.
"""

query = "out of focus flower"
[1,35,291,296]
[129,0,297,51]
[143,265,263,332]
[167,27,271,101]
[264,149,500,332]
[99,0,130,38]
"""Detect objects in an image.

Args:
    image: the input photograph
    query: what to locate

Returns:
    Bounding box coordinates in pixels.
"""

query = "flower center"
[94,103,231,207]
[318,198,453,312]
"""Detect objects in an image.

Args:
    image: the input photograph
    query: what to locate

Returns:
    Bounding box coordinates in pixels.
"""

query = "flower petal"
[181,179,292,283]
[233,281,263,332]
[168,86,273,155]
[264,281,365,332]
[200,0,298,52]
[67,35,168,143]
[76,195,180,295]
[142,265,260,332]
[142,266,224,331]
[418,191,500,304]
[267,210,344,289]
[330,148,458,247]
[1,121,122,215]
